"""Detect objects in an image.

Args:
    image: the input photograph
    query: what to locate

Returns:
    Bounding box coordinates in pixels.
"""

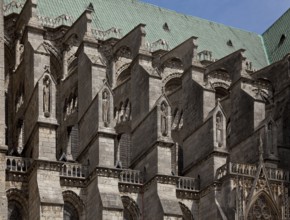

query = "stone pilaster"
[87,168,123,220]
[143,176,183,219]
[0,0,7,150]
[28,160,63,220]
[22,28,58,160]
[78,83,116,171]
[229,80,266,148]
[131,96,174,180]
[0,1,7,218]
[0,149,7,219]
[77,42,107,118]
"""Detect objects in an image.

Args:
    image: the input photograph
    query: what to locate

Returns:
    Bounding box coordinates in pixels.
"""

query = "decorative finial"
[44,65,50,73]
[87,3,94,12]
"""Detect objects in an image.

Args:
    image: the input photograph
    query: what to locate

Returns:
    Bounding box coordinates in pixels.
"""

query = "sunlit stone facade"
[1,0,290,219]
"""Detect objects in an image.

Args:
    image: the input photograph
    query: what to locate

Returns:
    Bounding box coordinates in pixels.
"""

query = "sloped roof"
[4,0,270,69]
[263,8,290,64]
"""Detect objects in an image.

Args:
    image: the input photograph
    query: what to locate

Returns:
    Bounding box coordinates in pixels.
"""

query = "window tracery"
[179,202,194,220]
[121,196,140,220]
[247,194,279,220]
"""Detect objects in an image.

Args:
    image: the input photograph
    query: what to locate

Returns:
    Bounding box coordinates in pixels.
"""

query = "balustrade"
[216,162,289,182]
[230,163,257,177]
[216,164,228,180]
[60,163,88,178]
[6,156,32,173]
[119,169,142,184]
[266,167,289,182]
[177,177,200,191]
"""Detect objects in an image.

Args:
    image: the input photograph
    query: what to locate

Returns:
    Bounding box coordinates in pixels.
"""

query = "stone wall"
[2,1,290,219]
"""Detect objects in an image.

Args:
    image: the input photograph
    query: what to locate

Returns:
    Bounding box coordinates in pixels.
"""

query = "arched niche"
[164,77,182,96]
[162,57,183,70]
[179,202,194,220]
[116,67,131,86]
[212,105,227,149]
[160,101,169,137]
[62,190,85,220]
[215,111,224,147]
[114,46,132,87]
[121,196,140,220]
[64,202,79,220]
[155,95,172,138]
[101,89,111,127]
[8,200,24,220]
[215,86,229,100]
[42,74,54,118]
[7,189,28,220]
[207,68,231,100]
[115,46,132,61]
[247,192,280,220]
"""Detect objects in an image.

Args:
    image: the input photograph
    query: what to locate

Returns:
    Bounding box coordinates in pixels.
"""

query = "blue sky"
[140,0,290,34]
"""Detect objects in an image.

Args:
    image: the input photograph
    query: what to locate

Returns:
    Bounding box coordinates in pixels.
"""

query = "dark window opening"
[279,34,286,46]
[215,87,229,101]
[64,202,79,220]
[165,78,182,95]
[8,201,23,220]
[227,40,233,47]
[163,22,170,32]
[117,69,130,86]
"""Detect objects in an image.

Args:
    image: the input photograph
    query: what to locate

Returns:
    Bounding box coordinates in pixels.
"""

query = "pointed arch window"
[179,202,194,220]
[278,34,286,47]
[247,194,279,220]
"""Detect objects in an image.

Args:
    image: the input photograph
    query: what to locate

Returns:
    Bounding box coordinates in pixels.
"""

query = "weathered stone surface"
[1,0,290,219]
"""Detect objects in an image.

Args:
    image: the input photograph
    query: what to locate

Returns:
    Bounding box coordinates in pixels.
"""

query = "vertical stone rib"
[0,2,7,219]
[0,0,6,150]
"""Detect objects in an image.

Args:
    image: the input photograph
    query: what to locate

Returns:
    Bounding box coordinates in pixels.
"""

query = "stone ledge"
[119,183,142,193]
[6,171,28,182]
[176,189,199,200]
[60,177,87,187]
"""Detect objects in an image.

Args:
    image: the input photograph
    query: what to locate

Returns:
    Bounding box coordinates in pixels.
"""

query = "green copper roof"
[262,9,290,64]
[4,0,270,69]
